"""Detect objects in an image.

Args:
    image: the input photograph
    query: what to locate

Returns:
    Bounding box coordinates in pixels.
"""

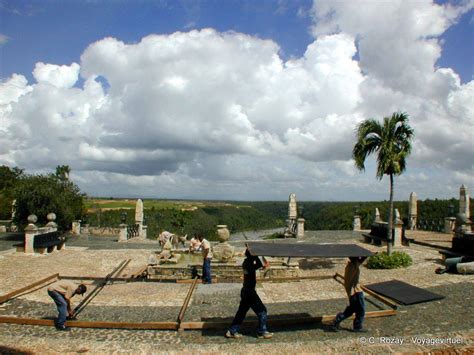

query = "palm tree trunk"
[387,173,394,256]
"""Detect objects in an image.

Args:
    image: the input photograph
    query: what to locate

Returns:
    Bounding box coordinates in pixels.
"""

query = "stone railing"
[19,213,65,255]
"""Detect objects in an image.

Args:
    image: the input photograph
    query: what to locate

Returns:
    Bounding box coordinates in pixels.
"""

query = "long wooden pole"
[71,259,131,318]
[0,309,394,331]
[0,274,59,304]
[180,309,397,330]
[0,316,178,330]
[177,277,199,324]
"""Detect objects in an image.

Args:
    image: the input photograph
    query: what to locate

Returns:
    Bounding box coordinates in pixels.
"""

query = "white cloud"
[0,2,473,201]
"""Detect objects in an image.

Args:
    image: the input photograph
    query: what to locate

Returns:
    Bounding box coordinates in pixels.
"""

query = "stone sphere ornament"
[47,212,56,222]
[27,214,38,224]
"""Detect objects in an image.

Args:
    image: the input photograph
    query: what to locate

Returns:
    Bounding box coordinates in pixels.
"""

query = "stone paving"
[0,230,473,353]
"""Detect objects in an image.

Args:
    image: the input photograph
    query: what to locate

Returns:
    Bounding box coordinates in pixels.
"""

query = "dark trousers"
[202,258,212,284]
[335,291,365,330]
[48,290,68,328]
[229,287,268,334]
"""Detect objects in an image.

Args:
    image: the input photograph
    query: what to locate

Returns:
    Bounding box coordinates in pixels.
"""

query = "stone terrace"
[0,230,472,354]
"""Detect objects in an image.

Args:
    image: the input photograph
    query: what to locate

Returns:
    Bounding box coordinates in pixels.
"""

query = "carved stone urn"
[213,225,234,263]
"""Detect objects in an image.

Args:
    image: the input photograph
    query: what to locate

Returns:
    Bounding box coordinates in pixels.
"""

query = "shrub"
[13,173,84,231]
[366,251,412,269]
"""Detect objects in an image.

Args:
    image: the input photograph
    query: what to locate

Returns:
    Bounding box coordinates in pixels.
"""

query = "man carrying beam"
[47,281,87,331]
[226,247,273,339]
[332,257,368,333]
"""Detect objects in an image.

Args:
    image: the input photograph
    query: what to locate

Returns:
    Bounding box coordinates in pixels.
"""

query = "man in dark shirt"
[226,247,273,339]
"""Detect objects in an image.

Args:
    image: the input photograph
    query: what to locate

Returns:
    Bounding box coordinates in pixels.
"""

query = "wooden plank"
[334,273,398,310]
[180,309,396,330]
[177,277,199,323]
[0,274,59,304]
[130,265,148,278]
[71,259,131,318]
[0,316,179,330]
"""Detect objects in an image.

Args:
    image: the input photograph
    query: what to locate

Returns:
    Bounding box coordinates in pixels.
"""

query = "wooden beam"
[180,309,396,330]
[71,259,131,318]
[130,265,148,279]
[0,316,178,330]
[0,274,59,304]
[177,277,199,324]
[334,273,398,310]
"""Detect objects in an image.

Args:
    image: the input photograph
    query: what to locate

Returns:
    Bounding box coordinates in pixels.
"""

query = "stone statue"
[285,193,298,237]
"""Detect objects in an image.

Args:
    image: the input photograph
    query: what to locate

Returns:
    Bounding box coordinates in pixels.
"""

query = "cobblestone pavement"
[0,231,472,353]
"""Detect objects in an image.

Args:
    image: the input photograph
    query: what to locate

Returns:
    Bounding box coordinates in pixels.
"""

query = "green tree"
[55,165,71,181]
[0,166,24,219]
[352,112,414,255]
[13,173,84,231]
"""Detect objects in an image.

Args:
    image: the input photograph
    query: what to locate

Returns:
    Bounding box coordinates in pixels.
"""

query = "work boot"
[55,326,71,331]
[330,321,341,332]
[352,328,368,333]
[257,331,273,339]
[225,330,242,339]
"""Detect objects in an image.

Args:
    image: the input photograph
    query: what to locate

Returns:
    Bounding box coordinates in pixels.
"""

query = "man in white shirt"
[198,234,213,284]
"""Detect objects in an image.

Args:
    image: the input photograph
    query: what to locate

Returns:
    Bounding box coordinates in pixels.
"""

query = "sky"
[0,0,473,202]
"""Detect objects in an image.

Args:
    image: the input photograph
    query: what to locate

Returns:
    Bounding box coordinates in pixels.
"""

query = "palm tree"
[353,112,414,255]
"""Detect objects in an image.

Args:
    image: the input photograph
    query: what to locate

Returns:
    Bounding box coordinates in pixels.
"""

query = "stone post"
[135,199,144,238]
[444,217,456,234]
[118,224,128,242]
[142,225,148,240]
[393,209,403,247]
[408,192,417,230]
[72,220,81,235]
[46,213,58,232]
[352,206,361,231]
[297,218,305,239]
[459,185,470,219]
[24,214,39,254]
[374,208,382,224]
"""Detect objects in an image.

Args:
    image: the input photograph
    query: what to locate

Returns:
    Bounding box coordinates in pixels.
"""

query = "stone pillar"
[24,214,39,254]
[135,199,144,238]
[408,192,417,230]
[72,220,81,235]
[374,208,382,224]
[118,224,128,242]
[459,185,470,219]
[444,217,456,234]
[141,225,147,240]
[393,209,403,247]
[46,213,58,232]
[353,212,361,231]
[297,218,305,239]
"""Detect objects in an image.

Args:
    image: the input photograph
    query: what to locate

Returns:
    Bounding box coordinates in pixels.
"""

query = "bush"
[366,251,412,269]
[13,174,84,231]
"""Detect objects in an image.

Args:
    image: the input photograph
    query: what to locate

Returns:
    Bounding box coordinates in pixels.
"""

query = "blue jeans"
[48,290,68,328]
[229,288,268,335]
[202,258,212,284]
[335,292,365,330]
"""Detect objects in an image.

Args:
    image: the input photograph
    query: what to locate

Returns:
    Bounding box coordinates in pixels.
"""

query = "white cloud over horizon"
[0,0,473,201]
